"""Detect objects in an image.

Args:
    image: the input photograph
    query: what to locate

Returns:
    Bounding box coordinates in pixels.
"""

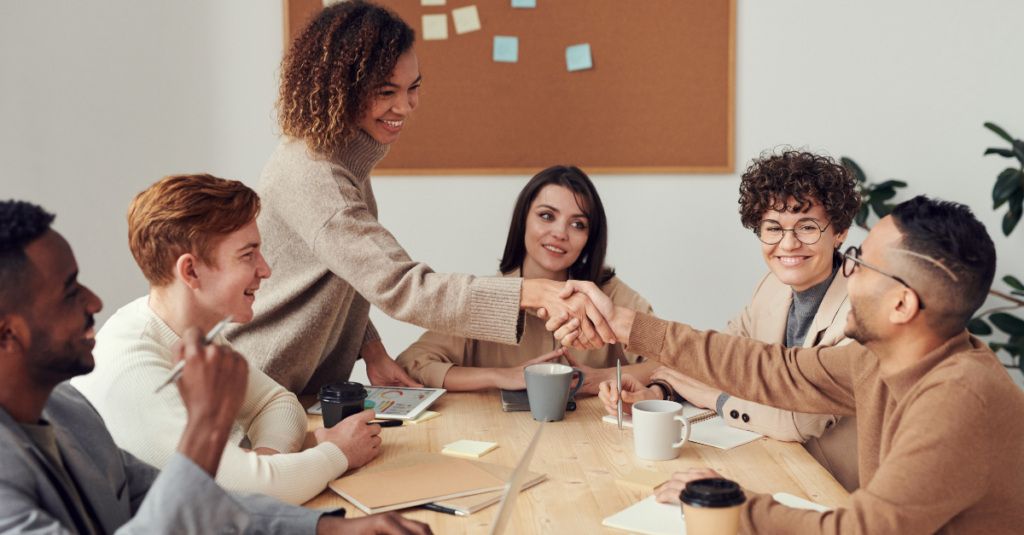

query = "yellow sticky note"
[451,5,481,35]
[422,14,448,41]
[406,411,440,424]
[615,469,671,493]
[421,0,446,5]
[442,439,498,458]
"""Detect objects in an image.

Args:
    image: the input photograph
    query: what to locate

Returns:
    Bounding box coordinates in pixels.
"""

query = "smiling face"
[843,216,905,345]
[357,48,420,145]
[191,220,270,326]
[20,231,103,384]
[760,198,848,292]
[521,185,590,281]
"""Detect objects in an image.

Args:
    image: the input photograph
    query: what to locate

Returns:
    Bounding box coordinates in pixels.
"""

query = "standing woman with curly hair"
[601,150,863,493]
[225,1,613,396]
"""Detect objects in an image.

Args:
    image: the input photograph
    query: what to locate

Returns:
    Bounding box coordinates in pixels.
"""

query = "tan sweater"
[397,273,653,387]
[224,133,523,394]
[627,312,1024,534]
[71,297,349,505]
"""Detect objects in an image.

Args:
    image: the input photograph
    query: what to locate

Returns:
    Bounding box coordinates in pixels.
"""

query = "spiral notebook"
[602,401,762,450]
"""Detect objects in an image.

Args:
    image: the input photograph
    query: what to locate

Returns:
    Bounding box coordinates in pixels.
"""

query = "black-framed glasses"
[842,245,925,309]
[756,219,832,245]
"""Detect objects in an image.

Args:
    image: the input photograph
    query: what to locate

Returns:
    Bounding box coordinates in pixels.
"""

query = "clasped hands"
[530,279,635,351]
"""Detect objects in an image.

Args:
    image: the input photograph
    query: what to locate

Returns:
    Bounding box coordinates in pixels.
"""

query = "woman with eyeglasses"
[600,150,863,492]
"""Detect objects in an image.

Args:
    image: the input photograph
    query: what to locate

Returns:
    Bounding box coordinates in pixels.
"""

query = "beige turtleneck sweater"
[224,132,524,394]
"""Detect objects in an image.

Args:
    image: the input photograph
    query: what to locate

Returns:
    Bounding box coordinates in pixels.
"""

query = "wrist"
[360,340,386,363]
[611,307,635,345]
[178,420,232,476]
[520,279,547,309]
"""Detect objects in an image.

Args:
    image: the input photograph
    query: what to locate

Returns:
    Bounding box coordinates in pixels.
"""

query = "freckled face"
[760,199,847,292]
[192,220,271,325]
[357,48,421,145]
[521,185,590,281]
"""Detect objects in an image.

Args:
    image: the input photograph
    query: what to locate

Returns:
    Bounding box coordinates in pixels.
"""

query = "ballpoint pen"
[369,420,404,428]
[421,503,467,516]
[153,315,233,394]
[616,360,623,430]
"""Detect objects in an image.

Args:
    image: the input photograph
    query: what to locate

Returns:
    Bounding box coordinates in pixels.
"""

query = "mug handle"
[568,368,586,399]
[672,415,692,449]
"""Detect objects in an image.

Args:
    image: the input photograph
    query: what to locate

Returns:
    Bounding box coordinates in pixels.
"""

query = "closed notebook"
[602,495,685,535]
[328,458,505,515]
[602,401,762,450]
[346,452,546,515]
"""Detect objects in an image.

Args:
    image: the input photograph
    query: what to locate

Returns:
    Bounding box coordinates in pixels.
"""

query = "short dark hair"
[891,195,996,334]
[738,150,861,233]
[0,200,55,314]
[499,166,615,286]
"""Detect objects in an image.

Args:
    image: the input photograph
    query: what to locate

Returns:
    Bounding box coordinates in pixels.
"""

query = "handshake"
[524,279,636,351]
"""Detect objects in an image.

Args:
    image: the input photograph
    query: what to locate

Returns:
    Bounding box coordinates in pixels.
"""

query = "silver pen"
[153,316,233,394]
[616,360,623,430]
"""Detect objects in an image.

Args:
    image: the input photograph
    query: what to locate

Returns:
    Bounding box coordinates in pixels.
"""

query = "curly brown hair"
[738,150,861,233]
[277,1,415,155]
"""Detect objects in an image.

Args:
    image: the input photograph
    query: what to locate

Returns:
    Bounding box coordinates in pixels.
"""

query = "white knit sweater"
[71,296,349,504]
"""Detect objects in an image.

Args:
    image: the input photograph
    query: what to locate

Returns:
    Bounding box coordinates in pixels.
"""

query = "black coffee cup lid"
[680,478,746,508]
[319,382,367,402]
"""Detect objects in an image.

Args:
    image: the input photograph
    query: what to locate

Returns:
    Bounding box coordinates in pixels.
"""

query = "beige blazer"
[719,270,859,492]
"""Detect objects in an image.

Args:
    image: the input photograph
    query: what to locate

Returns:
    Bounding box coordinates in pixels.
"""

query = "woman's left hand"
[650,367,722,411]
[655,468,725,505]
[361,340,423,388]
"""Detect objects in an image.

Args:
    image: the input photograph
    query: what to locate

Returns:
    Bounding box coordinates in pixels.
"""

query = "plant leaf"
[1013,291,1024,297]
[989,312,1024,335]
[985,122,1014,143]
[871,198,892,218]
[1004,199,1023,236]
[992,168,1021,204]
[985,148,1017,158]
[873,180,907,189]
[841,157,866,183]
[871,187,898,201]
[855,204,869,227]
[1014,140,1024,164]
[990,341,1006,353]
[1004,275,1024,291]
[968,317,993,335]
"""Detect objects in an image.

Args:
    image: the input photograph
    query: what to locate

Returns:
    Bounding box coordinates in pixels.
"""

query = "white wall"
[3,1,1022,385]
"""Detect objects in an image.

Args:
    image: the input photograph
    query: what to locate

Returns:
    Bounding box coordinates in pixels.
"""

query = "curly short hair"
[738,150,861,233]
[128,174,260,287]
[277,0,415,155]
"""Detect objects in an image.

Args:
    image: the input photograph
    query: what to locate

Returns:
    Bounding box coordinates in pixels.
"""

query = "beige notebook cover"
[328,458,505,514]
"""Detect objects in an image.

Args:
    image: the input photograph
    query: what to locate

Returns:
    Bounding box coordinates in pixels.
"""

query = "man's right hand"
[174,326,249,477]
[597,373,660,415]
[314,409,382,469]
[317,513,433,535]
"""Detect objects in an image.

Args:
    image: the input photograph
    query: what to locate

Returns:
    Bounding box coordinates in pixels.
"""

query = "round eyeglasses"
[755,219,832,245]
[842,245,925,309]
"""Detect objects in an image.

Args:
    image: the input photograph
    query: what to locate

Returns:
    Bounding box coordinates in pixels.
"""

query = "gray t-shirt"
[19,421,99,535]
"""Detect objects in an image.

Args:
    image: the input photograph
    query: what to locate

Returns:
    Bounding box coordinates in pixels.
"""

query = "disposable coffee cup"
[319,382,367,428]
[680,478,745,535]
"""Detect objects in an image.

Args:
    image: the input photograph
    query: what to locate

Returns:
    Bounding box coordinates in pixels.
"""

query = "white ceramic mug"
[631,400,692,461]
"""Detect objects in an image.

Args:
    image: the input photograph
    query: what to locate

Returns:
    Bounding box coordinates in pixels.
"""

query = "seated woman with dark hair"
[396,165,657,393]
[600,150,863,492]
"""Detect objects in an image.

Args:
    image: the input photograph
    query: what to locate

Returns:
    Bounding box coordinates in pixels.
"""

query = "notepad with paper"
[328,458,505,514]
[603,401,762,450]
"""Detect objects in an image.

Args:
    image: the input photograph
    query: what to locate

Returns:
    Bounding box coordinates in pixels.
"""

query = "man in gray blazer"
[0,200,431,535]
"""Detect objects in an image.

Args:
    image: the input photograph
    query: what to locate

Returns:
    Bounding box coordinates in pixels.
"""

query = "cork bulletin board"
[284,0,736,174]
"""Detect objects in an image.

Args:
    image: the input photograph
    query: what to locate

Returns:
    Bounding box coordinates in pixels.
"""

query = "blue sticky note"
[493,36,519,63]
[512,0,536,7]
[566,43,593,72]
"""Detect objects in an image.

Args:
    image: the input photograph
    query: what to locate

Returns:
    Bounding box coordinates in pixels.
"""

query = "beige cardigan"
[397,273,653,387]
[628,314,1024,535]
[721,271,859,492]
[225,133,523,394]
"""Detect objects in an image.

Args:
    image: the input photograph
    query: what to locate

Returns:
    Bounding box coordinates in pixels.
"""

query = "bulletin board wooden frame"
[283,0,735,175]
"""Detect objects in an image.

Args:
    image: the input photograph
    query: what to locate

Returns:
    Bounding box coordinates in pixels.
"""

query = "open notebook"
[602,401,762,450]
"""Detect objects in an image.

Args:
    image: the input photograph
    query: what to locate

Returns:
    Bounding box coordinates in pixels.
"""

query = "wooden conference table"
[300,391,850,533]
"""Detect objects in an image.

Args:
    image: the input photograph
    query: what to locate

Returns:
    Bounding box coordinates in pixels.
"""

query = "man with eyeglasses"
[552,196,1024,533]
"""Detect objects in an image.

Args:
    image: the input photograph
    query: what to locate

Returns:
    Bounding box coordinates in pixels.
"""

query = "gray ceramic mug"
[523,363,585,422]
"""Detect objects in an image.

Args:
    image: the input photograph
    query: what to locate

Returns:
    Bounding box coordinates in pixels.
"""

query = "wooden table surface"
[300,390,849,534]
